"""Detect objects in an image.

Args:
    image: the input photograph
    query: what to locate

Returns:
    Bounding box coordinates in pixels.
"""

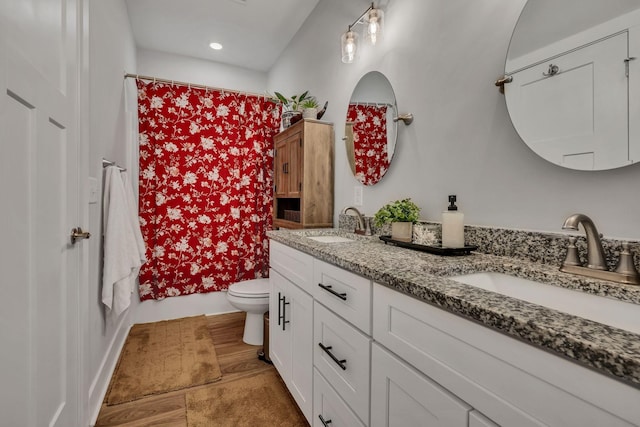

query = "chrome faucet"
[561,213,607,270]
[342,206,368,235]
[560,213,640,285]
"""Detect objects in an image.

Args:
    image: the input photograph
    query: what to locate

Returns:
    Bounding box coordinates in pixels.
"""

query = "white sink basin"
[307,235,355,243]
[450,272,640,335]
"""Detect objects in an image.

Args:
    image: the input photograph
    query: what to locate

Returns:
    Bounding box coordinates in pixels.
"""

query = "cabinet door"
[288,278,313,424]
[274,137,288,197]
[371,343,471,427]
[269,269,291,381]
[286,131,302,198]
[268,268,313,424]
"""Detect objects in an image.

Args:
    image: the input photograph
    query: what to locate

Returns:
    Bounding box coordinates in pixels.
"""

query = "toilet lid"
[228,278,270,297]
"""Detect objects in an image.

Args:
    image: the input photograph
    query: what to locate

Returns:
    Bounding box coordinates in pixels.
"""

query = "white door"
[0,1,82,426]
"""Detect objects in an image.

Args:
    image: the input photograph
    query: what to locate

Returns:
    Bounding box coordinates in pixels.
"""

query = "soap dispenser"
[442,195,464,248]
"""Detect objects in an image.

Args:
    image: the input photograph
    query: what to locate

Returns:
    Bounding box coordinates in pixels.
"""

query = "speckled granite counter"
[267,228,640,388]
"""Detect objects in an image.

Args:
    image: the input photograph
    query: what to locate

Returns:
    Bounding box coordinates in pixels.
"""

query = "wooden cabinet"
[273,119,334,229]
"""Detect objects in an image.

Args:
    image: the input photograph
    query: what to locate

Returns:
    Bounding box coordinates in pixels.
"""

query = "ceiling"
[125,0,321,72]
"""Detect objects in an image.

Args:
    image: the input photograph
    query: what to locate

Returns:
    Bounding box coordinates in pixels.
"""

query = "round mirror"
[344,71,398,185]
[504,0,640,170]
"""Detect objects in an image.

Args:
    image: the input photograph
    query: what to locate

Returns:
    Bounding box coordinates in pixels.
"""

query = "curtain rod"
[124,73,271,99]
[349,101,394,108]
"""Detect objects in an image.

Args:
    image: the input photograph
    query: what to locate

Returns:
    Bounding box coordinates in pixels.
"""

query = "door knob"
[70,227,91,244]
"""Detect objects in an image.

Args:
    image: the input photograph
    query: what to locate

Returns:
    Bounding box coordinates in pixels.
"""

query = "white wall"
[86,0,137,422]
[268,0,640,240]
[136,48,269,94]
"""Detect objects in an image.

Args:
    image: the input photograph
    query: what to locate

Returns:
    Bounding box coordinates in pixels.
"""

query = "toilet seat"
[228,278,270,298]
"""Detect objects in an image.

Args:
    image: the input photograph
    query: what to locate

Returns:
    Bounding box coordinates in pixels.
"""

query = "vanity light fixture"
[340,2,384,63]
[341,28,359,63]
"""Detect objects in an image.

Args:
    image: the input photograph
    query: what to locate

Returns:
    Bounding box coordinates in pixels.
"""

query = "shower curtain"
[136,80,281,300]
[346,103,389,185]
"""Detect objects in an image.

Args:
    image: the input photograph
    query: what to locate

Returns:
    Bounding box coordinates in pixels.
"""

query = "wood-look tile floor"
[95,312,282,427]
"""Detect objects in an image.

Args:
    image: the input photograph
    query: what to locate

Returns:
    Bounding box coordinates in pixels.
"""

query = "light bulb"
[365,8,383,46]
[341,30,358,63]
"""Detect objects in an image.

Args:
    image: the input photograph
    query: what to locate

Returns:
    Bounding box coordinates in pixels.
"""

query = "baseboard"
[87,313,131,426]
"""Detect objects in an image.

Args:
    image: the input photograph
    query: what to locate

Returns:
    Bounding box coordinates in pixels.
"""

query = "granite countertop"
[267,228,640,388]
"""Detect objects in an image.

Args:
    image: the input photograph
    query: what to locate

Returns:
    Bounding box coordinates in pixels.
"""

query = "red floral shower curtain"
[136,80,280,300]
[346,103,389,185]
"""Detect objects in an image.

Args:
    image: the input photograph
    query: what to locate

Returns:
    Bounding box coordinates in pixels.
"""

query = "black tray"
[379,235,477,256]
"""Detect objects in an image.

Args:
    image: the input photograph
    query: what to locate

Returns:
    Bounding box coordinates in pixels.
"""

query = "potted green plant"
[272,91,312,127]
[300,97,319,119]
[374,198,421,242]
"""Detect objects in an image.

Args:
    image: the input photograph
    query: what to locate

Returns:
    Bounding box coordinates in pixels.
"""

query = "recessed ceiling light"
[209,42,223,50]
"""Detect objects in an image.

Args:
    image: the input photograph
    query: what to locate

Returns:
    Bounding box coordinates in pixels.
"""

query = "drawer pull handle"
[278,293,290,331]
[318,283,347,301]
[282,297,290,331]
[318,343,347,370]
[319,414,333,426]
[277,292,283,326]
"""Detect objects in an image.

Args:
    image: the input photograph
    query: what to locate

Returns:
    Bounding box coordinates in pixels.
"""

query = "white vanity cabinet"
[269,241,314,424]
[372,282,640,427]
[271,239,640,427]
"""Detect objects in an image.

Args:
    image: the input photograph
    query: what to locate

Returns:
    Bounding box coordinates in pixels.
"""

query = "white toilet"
[226,278,270,345]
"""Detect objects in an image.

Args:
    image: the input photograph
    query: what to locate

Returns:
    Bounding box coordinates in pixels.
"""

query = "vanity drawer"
[313,258,372,333]
[269,240,314,293]
[314,301,371,424]
[313,368,366,427]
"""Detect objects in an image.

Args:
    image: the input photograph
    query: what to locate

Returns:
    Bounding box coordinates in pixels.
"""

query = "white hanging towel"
[102,166,143,316]
[121,171,147,268]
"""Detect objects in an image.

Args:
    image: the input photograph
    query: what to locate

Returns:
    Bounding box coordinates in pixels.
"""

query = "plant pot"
[302,107,317,119]
[282,111,302,128]
[391,222,413,242]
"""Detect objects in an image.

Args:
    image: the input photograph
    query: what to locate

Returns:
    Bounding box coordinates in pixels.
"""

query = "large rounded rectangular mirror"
[504,0,640,170]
